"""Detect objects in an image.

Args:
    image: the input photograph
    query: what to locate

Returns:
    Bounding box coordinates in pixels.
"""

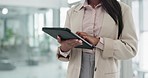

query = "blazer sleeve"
[56,10,72,62]
[102,6,138,60]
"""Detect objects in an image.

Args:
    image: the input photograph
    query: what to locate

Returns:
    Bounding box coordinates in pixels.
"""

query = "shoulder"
[118,1,132,13]
[118,1,131,9]
[67,3,83,15]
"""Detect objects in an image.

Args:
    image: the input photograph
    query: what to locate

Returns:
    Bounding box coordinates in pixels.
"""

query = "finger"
[82,36,91,42]
[80,32,88,35]
[76,31,83,35]
[70,40,82,47]
[82,35,88,39]
[79,32,87,36]
[66,39,79,45]
[67,39,83,47]
[77,32,88,37]
[57,35,61,43]
[77,40,83,45]
[76,31,80,35]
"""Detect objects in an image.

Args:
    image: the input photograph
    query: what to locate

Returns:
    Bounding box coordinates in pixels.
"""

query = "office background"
[0,0,147,78]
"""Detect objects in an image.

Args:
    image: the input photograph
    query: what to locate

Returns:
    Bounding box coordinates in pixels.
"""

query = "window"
[60,7,70,27]
[0,7,66,78]
[143,0,148,31]
[132,0,148,78]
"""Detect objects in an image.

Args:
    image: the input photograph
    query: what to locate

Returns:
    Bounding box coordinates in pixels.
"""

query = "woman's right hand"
[57,36,83,52]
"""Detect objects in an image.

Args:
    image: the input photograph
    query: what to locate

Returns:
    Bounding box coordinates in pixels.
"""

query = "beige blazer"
[57,2,137,78]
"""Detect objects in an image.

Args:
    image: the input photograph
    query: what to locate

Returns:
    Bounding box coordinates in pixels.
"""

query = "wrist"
[94,37,100,46]
[60,46,70,52]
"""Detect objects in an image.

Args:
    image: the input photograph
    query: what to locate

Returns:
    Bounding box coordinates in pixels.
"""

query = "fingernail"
[57,36,59,38]
[79,40,82,43]
[79,40,83,45]
[75,39,78,41]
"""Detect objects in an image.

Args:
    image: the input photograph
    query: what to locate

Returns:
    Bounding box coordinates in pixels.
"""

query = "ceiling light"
[68,0,80,4]
[2,8,8,15]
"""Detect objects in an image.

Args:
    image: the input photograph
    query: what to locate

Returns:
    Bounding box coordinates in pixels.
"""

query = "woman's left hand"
[76,32,100,46]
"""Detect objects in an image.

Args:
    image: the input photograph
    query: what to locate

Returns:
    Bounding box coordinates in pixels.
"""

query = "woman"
[57,0,137,78]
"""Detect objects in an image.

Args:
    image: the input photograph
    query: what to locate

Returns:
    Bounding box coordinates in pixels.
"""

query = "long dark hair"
[101,0,123,39]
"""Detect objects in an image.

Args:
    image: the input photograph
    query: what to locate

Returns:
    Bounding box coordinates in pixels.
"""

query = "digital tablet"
[42,27,94,49]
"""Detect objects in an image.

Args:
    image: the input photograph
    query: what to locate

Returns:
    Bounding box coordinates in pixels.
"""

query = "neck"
[88,0,101,8]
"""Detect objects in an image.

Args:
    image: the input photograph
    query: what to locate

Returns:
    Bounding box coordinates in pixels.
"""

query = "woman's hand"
[76,32,100,46]
[57,36,82,52]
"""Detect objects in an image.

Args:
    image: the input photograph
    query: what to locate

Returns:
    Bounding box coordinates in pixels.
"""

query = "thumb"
[57,35,61,43]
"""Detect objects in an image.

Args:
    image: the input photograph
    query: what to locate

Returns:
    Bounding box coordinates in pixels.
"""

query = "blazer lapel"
[99,11,118,38]
[95,11,118,66]
[70,4,84,33]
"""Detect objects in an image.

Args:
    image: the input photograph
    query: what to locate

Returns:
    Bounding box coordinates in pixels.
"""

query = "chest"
[83,8,104,36]
[69,9,118,39]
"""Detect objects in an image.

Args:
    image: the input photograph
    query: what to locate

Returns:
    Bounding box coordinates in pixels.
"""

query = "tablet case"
[42,27,94,49]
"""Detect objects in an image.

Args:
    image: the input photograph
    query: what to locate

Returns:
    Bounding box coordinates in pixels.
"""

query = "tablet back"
[42,27,94,49]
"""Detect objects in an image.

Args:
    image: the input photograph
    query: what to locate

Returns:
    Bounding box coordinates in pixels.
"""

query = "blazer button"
[94,67,97,71]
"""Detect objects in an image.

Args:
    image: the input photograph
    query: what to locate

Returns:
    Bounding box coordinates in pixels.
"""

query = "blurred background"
[0,0,148,78]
